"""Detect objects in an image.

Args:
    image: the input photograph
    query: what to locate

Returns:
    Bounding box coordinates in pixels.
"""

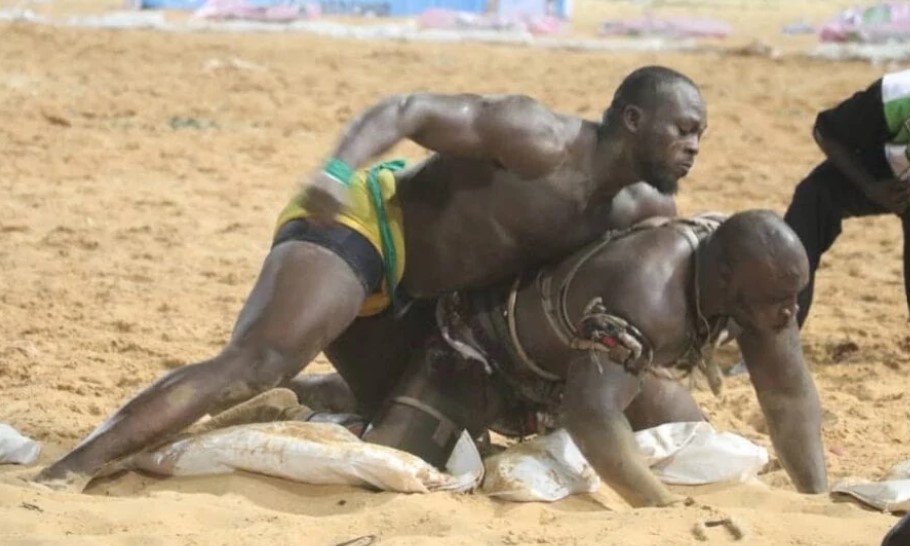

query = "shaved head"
[714,209,809,285]
[602,65,699,126]
[706,210,809,331]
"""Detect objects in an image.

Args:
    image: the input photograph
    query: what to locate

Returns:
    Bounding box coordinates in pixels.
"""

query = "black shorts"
[272,219,383,295]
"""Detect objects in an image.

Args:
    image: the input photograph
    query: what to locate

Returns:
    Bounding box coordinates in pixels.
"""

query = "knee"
[218,342,303,394]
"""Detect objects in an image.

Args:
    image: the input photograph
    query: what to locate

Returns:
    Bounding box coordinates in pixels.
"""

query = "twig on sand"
[333,535,377,546]
[692,516,748,541]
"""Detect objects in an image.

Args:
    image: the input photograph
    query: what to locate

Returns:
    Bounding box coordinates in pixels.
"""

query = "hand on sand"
[302,172,348,227]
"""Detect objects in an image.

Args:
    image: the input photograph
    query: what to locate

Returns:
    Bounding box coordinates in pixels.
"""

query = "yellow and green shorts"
[273,160,407,317]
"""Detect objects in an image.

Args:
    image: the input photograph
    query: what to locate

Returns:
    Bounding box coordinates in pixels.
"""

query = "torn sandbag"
[129,421,484,494]
[481,429,600,502]
[127,418,770,502]
[832,460,910,513]
[480,422,769,502]
[636,421,769,485]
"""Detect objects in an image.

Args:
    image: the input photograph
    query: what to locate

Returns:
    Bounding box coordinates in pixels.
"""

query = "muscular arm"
[329,93,574,178]
[738,324,828,493]
[562,353,678,507]
[302,93,578,223]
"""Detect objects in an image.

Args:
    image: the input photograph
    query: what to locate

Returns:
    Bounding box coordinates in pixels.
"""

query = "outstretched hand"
[302,171,349,226]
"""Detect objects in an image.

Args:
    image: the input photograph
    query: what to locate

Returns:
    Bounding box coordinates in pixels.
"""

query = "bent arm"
[813,123,882,195]
[563,353,677,507]
[326,93,573,177]
[738,324,827,493]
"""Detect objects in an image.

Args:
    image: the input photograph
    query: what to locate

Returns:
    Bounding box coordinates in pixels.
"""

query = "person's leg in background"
[784,160,887,328]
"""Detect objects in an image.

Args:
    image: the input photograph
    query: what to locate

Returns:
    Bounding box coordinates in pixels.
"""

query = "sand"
[0,0,907,544]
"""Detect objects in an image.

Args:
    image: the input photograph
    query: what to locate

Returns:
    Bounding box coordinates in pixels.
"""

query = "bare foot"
[29,468,93,493]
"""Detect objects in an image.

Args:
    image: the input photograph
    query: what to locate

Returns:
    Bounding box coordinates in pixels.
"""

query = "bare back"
[509,223,698,378]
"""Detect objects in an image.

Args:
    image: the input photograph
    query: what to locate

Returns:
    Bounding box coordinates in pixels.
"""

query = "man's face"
[728,256,808,333]
[637,82,707,195]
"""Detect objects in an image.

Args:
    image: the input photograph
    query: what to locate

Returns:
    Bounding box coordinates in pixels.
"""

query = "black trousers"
[882,511,910,546]
[783,160,910,327]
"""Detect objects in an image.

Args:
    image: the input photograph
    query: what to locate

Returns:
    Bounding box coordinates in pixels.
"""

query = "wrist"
[323,158,355,188]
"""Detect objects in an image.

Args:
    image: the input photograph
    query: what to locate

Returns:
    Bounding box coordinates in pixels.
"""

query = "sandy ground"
[1,0,909,544]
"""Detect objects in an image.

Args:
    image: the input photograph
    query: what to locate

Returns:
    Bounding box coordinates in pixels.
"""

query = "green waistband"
[365,159,407,310]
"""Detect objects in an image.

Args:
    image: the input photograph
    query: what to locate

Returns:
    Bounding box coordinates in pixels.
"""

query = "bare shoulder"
[469,93,586,176]
[393,91,587,176]
[590,230,693,345]
[480,94,584,142]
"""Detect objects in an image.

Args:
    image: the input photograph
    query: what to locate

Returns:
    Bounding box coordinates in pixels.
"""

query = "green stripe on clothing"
[883,96,910,141]
[882,70,910,137]
[365,159,407,309]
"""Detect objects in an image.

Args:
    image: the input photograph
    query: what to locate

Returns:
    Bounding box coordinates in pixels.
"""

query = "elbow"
[393,93,419,115]
[812,116,832,151]
[391,92,461,139]
[812,125,823,147]
[374,93,423,136]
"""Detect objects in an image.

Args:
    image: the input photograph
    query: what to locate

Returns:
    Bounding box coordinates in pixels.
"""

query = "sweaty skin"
[364,210,827,507]
[307,85,705,296]
[323,181,677,419]
[533,211,824,506]
[35,68,702,491]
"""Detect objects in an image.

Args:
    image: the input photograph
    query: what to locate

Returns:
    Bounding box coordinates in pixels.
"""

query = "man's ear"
[622,104,644,133]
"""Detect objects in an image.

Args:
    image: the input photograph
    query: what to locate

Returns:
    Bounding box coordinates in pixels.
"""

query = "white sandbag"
[636,421,769,485]
[481,429,601,502]
[832,480,910,513]
[0,423,41,465]
[127,418,766,502]
[130,421,483,494]
[885,460,910,481]
[481,422,769,503]
[832,460,910,513]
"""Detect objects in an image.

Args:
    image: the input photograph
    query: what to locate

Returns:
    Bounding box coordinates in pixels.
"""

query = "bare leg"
[623,374,705,432]
[35,242,366,490]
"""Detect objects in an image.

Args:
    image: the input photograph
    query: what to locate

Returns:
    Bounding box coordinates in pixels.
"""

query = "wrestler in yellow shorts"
[273,159,407,317]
